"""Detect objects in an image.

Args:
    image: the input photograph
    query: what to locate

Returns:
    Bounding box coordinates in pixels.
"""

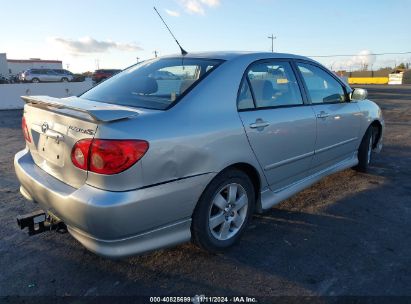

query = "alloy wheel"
[208,183,249,241]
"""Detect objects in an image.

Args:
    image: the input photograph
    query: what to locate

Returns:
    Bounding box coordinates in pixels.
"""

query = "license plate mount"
[38,134,65,167]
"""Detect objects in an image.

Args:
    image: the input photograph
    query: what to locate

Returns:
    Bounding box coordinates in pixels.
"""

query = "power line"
[309,51,411,58]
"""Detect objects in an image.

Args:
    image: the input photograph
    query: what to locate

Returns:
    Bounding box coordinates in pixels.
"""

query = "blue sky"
[1,0,410,72]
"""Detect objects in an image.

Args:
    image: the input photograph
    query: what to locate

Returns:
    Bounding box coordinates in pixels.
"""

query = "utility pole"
[153,50,158,58]
[268,34,276,53]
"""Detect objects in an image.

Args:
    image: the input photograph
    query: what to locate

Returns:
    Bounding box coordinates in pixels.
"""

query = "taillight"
[71,139,92,170]
[22,116,31,143]
[71,139,149,175]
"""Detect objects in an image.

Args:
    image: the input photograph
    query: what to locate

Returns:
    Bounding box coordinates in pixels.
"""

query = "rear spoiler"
[21,96,139,122]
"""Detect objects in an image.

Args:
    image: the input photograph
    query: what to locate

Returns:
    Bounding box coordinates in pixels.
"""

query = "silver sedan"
[14,52,384,258]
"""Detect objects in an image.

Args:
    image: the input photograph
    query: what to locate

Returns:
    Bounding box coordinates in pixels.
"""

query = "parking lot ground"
[0,85,410,298]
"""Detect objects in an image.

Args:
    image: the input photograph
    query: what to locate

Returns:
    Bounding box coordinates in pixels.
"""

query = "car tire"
[61,77,69,82]
[31,78,40,83]
[354,126,374,173]
[191,169,255,253]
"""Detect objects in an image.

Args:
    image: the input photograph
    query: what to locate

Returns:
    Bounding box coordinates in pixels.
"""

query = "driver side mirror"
[350,88,368,101]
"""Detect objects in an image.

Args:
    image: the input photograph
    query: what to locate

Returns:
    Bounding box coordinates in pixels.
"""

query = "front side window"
[297,63,346,104]
[81,58,223,110]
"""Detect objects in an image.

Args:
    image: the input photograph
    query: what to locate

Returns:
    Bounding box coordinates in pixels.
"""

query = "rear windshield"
[81,58,223,110]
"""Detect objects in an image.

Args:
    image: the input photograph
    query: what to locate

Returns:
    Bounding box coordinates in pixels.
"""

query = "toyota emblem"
[41,122,49,133]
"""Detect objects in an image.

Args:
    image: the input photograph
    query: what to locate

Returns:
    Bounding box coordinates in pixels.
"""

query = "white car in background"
[20,69,74,83]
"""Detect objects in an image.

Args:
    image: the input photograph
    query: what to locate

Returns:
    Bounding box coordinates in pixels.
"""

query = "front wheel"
[61,77,69,82]
[354,127,374,173]
[191,169,255,253]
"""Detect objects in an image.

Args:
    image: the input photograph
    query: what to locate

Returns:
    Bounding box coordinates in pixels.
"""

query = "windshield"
[81,58,223,110]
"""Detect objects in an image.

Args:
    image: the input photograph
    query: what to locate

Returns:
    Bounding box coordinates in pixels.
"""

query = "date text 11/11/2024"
[149,296,258,303]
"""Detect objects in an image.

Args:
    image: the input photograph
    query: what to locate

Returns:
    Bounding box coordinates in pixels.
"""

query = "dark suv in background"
[92,69,121,83]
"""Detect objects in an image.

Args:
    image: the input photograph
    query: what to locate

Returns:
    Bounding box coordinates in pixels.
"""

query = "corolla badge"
[69,125,95,136]
[41,122,49,133]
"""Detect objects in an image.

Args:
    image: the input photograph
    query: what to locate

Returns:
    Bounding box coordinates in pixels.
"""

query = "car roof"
[161,51,315,62]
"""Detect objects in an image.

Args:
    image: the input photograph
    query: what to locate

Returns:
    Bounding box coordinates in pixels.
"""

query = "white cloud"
[331,50,377,70]
[200,0,220,7]
[50,37,143,54]
[183,0,205,14]
[165,9,181,17]
[348,50,376,68]
[179,0,220,15]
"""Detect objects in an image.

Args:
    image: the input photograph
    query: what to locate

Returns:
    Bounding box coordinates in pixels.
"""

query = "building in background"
[0,53,62,76]
[0,53,8,77]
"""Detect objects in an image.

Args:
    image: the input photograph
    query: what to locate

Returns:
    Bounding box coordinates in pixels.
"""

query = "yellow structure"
[348,77,389,85]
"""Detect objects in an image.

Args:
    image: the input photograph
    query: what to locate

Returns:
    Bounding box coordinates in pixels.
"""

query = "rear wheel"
[191,169,255,252]
[31,78,40,83]
[354,127,374,173]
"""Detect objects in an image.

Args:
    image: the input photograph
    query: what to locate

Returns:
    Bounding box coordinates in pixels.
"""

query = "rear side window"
[297,63,346,104]
[239,60,303,110]
[82,58,223,110]
[237,80,254,110]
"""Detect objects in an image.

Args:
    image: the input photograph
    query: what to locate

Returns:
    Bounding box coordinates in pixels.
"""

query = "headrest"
[250,79,274,100]
[135,77,158,95]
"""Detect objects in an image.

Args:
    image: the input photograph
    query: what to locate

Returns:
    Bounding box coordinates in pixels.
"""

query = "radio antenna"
[154,6,188,56]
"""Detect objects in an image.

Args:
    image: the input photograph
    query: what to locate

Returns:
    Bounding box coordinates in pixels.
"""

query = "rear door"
[46,69,60,82]
[238,59,317,191]
[295,61,362,172]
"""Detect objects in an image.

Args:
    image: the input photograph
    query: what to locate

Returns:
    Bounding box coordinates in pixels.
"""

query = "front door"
[238,60,317,190]
[296,62,362,172]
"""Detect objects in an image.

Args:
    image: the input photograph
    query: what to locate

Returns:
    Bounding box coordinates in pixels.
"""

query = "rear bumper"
[14,149,215,258]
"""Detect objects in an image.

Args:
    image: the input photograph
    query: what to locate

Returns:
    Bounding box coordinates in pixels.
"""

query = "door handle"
[249,120,270,129]
[316,111,330,119]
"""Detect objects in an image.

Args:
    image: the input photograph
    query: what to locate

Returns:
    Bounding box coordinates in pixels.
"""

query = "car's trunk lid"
[22,95,140,188]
